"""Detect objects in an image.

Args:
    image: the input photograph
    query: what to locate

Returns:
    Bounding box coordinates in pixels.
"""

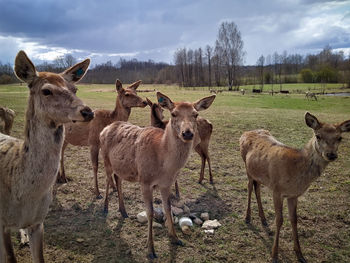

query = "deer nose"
[143,101,148,106]
[326,152,337,161]
[182,130,193,141]
[80,107,94,121]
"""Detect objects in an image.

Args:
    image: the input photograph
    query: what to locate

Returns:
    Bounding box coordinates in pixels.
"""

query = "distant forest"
[1,22,349,90]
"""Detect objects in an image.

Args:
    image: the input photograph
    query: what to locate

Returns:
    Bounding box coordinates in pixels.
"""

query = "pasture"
[1,83,350,262]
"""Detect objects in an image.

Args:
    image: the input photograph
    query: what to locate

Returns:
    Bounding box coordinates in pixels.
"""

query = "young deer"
[240,112,350,263]
[0,107,15,135]
[100,92,215,259]
[57,79,147,198]
[0,51,93,263]
[146,98,213,198]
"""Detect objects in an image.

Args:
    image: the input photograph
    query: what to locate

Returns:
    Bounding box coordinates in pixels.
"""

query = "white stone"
[202,219,221,230]
[200,212,210,221]
[204,229,215,234]
[194,218,203,225]
[179,217,193,227]
[153,222,162,228]
[172,206,183,216]
[137,211,148,224]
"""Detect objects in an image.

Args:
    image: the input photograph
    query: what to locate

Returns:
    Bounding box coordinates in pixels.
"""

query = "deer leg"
[0,225,17,263]
[245,178,254,224]
[103,156,114,214]
[174,180,180,199]
[141,184,157,259]
[116,176,128,218]
[253,181,267,226]
[28,223,45,263]
[195,146,206,184]
[56,141,68,184]
[287,197,306,263]
[207,154,213,184]
[90,145,102,199]
[160,186,183,246]
[272,192,284,263]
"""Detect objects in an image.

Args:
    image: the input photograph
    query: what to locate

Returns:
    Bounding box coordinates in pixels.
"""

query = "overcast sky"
[0,0,349,66]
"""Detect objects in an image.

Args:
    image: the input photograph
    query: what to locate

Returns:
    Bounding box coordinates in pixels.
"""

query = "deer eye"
[193,112,199,118]
[316,135,321,141]
[42,89,52,96]
[338,137,342,142]
[171,112,177,118]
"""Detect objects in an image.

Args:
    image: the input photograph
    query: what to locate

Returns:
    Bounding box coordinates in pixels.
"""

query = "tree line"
[0,22,349,89]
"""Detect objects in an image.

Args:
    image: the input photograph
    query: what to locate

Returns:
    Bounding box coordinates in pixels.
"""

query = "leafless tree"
[216,21,245,90]
[205,45,213,88]
[256,55,265,91]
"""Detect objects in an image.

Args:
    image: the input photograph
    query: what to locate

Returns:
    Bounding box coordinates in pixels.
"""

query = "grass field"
[1,83,350,263]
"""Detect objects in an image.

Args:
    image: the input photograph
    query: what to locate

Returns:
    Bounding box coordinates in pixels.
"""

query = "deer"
[146,98,213,198]
[100,92,215,259]
[305,91,317,101]
[0,50,93,263]
[239,112,350,263]
[57,79,148,199]
[0,107,15,135]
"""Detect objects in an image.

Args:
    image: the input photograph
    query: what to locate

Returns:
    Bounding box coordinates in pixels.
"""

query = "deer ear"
[14,50,37,84]
[61,58,90,83]
[115,79,124,93]
[305,112,321,130]
[156,92,174,111]
[338,120,350,133]
[127,80,142,90]
[193,95,216,111]
[146,98,153,107]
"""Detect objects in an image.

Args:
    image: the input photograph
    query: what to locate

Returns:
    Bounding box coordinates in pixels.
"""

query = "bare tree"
[216,21,245,90]
[256,55,265,92]
[205,45,213,88]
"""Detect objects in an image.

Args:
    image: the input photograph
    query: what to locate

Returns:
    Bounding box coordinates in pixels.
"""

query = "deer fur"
[146,98,213,198]
[57,79,147,198]
[0,107,15,135]
[100,92,215,259]
[305,91,317,101]
[0,51,93,263]
[239,112,350,263]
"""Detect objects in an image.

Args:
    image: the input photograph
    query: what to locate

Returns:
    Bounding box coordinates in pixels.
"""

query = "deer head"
[157,92,215,143]
[14,51,94,125]
[115,79,147,108]
[305,112,350,162]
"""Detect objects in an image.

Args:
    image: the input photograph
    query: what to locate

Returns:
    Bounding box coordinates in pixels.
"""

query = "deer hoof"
[272,258,279,263]
[148,252,157,259]
[245,217,251,224]
[172,239,184,246]
[96,194,103,199]
[120,210,129,218]
[56,177,68,184]
[103,207,108,215]
[262,219,268,227]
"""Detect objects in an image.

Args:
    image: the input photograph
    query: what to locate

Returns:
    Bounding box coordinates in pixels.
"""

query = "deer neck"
[161,123,193,173]
[111,97,131,122]
[151,107,166,129]
[21,97,63,192]
[301,136,329,183]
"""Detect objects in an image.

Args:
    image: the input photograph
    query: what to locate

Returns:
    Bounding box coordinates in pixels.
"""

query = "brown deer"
[100,92,215,259]
[146,98,213,198]
[0,107,15,135]
[57,79,147,198]
[0,51,93,263]
[239,112,350,263]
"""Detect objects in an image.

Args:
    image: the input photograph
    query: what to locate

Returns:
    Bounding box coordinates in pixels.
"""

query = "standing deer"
[57,79,147,198]
[0,107,15,135]
[239,112,350,263]
[305,91,317,101]
[100,92,215,259]
[146,98,213,198]
[0,51,93,263]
